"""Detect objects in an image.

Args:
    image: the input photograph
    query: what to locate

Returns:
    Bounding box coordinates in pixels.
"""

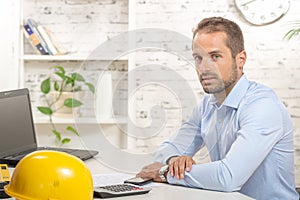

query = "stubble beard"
[201,63,238,94]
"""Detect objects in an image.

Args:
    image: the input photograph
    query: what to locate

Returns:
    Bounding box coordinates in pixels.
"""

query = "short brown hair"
[193,17,244,58]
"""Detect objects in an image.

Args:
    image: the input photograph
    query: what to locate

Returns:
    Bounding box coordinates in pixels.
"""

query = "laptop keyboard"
[3,149,36,160]
[43,147,96,159]
[2,147,98,164]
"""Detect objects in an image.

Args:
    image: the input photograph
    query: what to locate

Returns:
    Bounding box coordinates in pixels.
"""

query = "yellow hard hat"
[4,150,93,200]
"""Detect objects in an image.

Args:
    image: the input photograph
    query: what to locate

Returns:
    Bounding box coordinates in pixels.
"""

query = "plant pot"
[51,91,81,118]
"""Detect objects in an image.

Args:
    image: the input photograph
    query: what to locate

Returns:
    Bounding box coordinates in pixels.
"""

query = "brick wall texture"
[23,0,300,185]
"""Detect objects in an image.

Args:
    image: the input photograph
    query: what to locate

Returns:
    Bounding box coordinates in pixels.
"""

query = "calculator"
[0,181,10,198]
[94,183,151,198]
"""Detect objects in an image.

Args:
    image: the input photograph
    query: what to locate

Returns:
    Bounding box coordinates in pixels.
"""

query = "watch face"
[235,0,290,25]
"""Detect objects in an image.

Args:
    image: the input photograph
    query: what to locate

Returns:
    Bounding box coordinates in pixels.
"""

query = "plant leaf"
[54,81,59,91]
[64,98,83,108]
[72,73,85,82]
[37,106,53,115]
[290,29,300,38]
[41,78,51,94]
[65,77,75,86]
[55,72,66,80]
[284,29,300,40]
[66,126,80,136]
[284,21,300,40]
[62,138,71,144]
[85,82,95,93]
[52,129,61,141]
[52,66,65,74]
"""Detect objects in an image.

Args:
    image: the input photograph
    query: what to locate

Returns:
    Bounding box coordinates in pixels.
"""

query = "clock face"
[235,0,290,25]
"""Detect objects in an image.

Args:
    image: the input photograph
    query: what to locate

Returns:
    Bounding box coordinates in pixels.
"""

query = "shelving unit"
[33,115,128,125]
[19,0,130,125]
[21,55,129,61]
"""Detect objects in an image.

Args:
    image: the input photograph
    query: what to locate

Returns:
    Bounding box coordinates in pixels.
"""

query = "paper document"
[93,173,133,187]
[92,173,162,187]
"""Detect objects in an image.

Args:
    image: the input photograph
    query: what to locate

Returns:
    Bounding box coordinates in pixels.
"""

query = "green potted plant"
[37,66,95,145]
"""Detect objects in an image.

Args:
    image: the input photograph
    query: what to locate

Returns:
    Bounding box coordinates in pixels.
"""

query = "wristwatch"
[159,165,169,182]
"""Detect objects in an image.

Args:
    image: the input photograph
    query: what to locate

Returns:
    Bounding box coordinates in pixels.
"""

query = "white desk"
[4,157,254,200]
[99,184,255,200]
[85,158,254,200]
[91,183,255,200]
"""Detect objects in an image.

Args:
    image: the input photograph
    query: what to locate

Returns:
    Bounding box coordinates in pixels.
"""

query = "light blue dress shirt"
[155,75,299,200]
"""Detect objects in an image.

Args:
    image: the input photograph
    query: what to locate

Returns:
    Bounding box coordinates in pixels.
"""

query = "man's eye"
[211,54,220,61]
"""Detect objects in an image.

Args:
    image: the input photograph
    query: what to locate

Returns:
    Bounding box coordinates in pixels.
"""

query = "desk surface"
[4,157,254,200]
[93,184,254,200]
[85,158,254,200]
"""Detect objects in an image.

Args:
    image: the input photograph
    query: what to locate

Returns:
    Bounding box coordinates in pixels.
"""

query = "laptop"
[0,88,98,166]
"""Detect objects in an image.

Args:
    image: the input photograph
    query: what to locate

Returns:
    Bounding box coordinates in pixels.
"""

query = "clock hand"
[241,0,257,6]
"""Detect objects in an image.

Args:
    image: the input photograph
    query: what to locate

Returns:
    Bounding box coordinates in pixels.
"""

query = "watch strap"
[159,165,169,182]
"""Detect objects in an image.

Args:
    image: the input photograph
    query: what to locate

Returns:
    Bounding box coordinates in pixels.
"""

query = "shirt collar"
[208,74,250,109]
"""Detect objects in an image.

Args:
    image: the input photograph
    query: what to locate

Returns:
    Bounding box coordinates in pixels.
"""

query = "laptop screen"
[0,88,37,158]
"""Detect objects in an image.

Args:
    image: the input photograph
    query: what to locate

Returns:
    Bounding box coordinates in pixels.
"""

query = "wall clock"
[235,0,290,26]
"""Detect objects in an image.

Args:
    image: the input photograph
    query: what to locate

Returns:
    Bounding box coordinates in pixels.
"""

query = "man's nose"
[196,57,212,74]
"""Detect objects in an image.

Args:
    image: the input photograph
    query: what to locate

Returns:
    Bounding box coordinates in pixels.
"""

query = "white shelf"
[33,116,127,125]
[20,0,129,131]
[22,54,128,61]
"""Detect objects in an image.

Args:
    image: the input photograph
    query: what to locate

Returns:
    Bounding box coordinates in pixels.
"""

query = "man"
[137,17,299,200]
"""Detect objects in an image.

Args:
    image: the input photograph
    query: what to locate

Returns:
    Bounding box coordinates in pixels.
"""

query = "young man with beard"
[137,17,299,200]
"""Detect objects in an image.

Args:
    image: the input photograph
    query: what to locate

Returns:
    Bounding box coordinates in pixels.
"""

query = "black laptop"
[0,88,98,166]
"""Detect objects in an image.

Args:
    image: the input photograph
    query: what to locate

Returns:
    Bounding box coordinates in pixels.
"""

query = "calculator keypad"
[94,183,151,198]
[99,184,142,192]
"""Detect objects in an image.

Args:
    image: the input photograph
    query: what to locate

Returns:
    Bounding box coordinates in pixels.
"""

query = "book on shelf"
[36,24,59,55]
[36,23,67,55]
[45,25,69,55]
[22,24,49,55]
[26,18,51,55]
[22,18,67,56]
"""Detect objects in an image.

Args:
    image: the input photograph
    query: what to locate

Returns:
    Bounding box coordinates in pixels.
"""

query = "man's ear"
[236,50,247,70]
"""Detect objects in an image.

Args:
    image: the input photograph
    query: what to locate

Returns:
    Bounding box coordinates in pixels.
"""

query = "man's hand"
[136,162,165,182]
[169,156,196,179]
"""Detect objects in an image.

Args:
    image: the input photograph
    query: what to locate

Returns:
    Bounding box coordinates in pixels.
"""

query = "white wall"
[131,0,300,184]
[2,0,300,184]
[0,1,19,90]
